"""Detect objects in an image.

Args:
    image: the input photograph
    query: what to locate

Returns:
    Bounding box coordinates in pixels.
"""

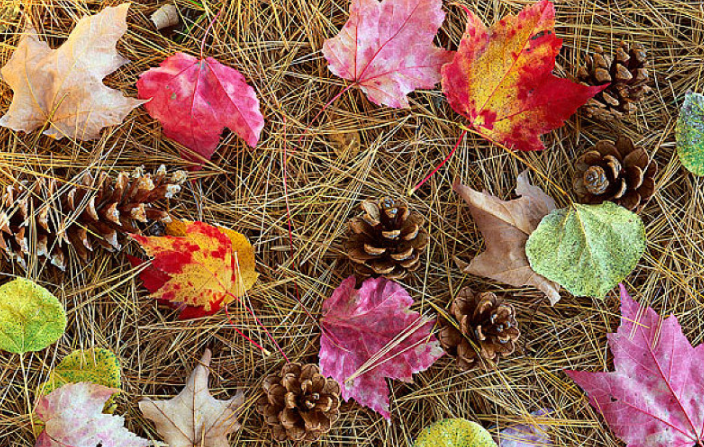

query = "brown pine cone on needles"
[257,363,341,442]
[573,136,657,212]
[577,42,650,120]
[438,288,520,371]
[344,197,429,280]
[0,166,186,270]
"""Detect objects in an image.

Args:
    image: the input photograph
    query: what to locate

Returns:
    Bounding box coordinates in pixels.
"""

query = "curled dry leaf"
[140,349,245,447]
[453,171,560,304]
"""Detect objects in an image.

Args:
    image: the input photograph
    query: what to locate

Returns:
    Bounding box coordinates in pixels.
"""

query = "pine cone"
[0,166,186,270]
[344,197,429,280]
[577,42,650,120]
[437,288,520,371]
[257,363,341,442]
[573,136,657,211]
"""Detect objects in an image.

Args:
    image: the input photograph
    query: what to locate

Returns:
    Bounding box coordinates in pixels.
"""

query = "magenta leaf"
[322,0,453,109]
[319,276,444,419]
[137,52,264,164]
[566,284,704,447]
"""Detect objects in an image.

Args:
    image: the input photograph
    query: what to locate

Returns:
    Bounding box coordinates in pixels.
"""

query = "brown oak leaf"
[453,171,561,304]
[139,349,244,447]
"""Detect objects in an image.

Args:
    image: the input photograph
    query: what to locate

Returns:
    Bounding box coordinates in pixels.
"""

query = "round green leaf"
[414,419,497,447]
[0,278,66,354]
[39,348,121,396]
[525,202,645,298]
[676,92,704,176]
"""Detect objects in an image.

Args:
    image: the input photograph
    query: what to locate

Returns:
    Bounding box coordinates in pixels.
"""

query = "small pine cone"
[0,166,187,270]
[344,197,429,280]
[257,363,341,442]
[573,136,657,212]
[577,42,650,120]
[437,288,520,371]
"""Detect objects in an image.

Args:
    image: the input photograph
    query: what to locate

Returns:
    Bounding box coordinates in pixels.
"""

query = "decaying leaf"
[414,418,497,447]
[441,0,604,151]
[322,0,453,108]
[319,276,444,419]
[676,91,704,176]
[39,348,121,397]
[567,285,704,447]
[0,4,143,140]
[139,349,245,447]
[137,52,264,164]
[498,409,553,447]
[35,382,149,447]
[130,220,258,319]
[0,278,66,354]
[454,172,560,304]
[525,202,645,298]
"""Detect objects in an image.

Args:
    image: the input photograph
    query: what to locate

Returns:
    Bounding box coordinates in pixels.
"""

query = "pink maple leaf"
[137,52,264,164]
[319,276,444,419]
[566,284,704,447]
[322,0,453,109]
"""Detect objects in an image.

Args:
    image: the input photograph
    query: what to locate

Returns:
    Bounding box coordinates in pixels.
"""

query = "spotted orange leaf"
[130,221,258,319]
[442,0,605,151]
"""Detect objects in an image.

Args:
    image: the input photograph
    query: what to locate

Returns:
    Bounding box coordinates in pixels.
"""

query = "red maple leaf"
[322,0,453,109]
[137,53,264,164]
[319,276,444,418]
[442,0,605,151]
[566,284,704,447]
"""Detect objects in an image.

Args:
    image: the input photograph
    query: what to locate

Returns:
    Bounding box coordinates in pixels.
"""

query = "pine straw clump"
[0,1,702,446]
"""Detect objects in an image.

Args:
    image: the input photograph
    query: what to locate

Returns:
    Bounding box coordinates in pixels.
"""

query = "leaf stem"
[409,130,467,195]
[199,5,224,59]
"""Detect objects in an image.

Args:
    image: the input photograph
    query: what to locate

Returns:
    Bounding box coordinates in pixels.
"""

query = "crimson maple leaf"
[566,284,704,447]
[322,0,453,109]
[319,276,444,419]
[137,53,264,164]
[442,0,605,151]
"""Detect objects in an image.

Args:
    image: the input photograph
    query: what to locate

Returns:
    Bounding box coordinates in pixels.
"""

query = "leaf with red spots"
[137,53,264,164]
[319,276,444,419]
[130,220,258,319]
[566,285,704,447]
[322,0,453,109]
[442,0,605,151]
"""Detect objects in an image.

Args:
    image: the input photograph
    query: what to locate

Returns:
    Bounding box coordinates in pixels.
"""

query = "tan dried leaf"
[139,349,244,447]
[0,4,143,140]
[453,171,561,304]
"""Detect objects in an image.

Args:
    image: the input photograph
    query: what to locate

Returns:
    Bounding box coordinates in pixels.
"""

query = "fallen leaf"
[525,202,645,298]
[498,409,553,447]
[454,171,560,304]
[441,0,604,151]
[414,418,497,447]
[139,349,245,447]
[319,276,444,419]
[0,4,143,140]
[322,0,453,109]
[676,91,704,176]
[137,52,264,164]
[0,278,66,354]
[35,382,149,447]
[566,285,704,447]
[130,220,258,319]
[39,348,121,397]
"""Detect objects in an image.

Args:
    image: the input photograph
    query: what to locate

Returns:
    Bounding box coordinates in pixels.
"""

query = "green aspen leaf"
[39,348,121,397]
[525,202,645,298]
[0,278,66,354]
[414,419,497,447]
[676,92,704,176]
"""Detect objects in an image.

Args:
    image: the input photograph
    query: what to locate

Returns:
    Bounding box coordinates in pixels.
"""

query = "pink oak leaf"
[566,284,704,447]
[137,52,264,164]
[322,0,453,109]
[35,382,149,447]
[319,276,444,419]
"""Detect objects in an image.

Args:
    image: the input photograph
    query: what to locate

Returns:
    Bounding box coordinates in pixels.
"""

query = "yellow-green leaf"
[39,348,121,396]
[0,278,66,354]
[414,419,497,447]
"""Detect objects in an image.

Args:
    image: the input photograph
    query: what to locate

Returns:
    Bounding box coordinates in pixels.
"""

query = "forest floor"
[1,0,703,446]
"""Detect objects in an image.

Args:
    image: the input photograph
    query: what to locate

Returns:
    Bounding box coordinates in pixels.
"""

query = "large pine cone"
[573,136,657,211]
[257,363,341,442]
[0,166,186,270]
[344,197,429,280]
[577,42,650,120]
[438,288,520,371]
